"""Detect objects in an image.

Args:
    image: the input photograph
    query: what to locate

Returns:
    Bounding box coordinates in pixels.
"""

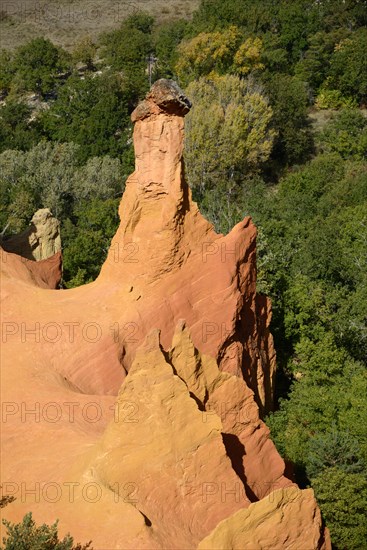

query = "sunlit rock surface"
[0,79,329,549]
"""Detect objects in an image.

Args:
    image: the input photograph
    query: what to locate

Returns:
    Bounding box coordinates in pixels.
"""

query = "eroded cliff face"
[0,80,329,549]
[99,79,276,414]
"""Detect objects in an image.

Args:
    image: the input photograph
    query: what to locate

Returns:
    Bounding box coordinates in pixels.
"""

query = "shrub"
[315,88,357,110]
[0,512,92,550]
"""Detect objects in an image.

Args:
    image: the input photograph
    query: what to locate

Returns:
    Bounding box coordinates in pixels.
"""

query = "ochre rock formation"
[0,208,62,288]
[1,208,61,261]
[0,79,329,549]
[198,486,331,550]
[0,247,62,289]
[99,78,276,414]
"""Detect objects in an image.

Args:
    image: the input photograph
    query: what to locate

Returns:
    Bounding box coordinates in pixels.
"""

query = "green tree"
[326,27,367,104]
[311,468,367,550]
[318,0,367,30]
[40,73,131,163]
[0,142,80,231]
[0,149,26,231]
[275,0,322,63]
[153,20,188,79]
[266,359,367,474]
[191,0,276,34]
[176,26,240,83]
[0,142,124,238]
[264,74,314,167]
[4,189,36,234]
[99,12,154,101]
[307,429,365,479]
[12,38,70,97]
[294,29,350,92]
[73,156,124,201]
[190,0,322,65]
[318,108,367,160]
[72,36,96,71]
[191,175,264,235]
[0,49,15,94]
[14,141,81,219]
[0,100,41,153]
[190,0,367,74]
[62,198,120,286]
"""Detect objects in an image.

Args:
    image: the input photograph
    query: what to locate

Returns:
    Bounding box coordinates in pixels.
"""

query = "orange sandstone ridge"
[0,79,330,549]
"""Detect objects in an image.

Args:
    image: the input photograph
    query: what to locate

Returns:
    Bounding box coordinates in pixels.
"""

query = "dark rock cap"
[148,79,192,114]
[131,79,192,122]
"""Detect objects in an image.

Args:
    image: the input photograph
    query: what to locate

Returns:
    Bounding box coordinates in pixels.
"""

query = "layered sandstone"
[0,79,329,549]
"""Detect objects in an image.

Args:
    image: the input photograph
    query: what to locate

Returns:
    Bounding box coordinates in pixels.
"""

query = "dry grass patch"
[0,0,199,50]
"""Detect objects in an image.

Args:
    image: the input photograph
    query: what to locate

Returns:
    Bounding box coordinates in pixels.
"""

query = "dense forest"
[0,0,366,547]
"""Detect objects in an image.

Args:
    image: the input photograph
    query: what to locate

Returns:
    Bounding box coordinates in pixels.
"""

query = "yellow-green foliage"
[233,37,264,76]
[72,36,97,69]
[176,26,264,85]
[184,74,276,189]
[315,88,357,110]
